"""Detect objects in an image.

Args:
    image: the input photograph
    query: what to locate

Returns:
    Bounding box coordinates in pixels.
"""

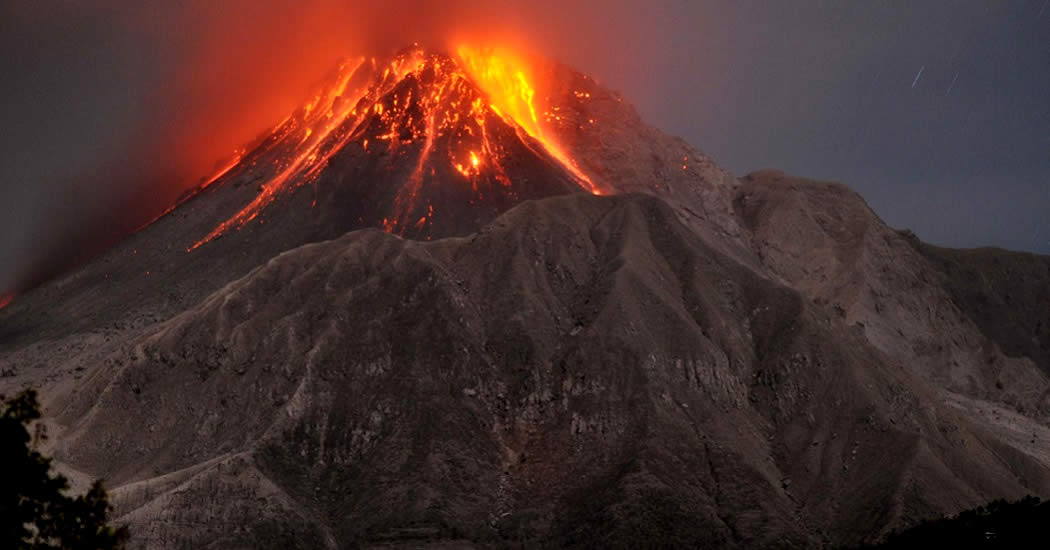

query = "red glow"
[201,152,245,190]
[188,44,605,249]
[0,294,13,310]
[456,45,603,195]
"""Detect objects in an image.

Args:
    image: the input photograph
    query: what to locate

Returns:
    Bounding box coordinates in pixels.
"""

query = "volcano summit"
[186,45,604,252]
[1,44,1049,549]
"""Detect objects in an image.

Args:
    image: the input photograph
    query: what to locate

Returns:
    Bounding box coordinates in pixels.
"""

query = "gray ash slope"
[2,47,1050,549]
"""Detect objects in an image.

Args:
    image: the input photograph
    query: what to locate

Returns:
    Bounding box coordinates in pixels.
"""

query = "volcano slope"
[0,47,592,359]
[1,46,1050,549]
[20,193,1049,549]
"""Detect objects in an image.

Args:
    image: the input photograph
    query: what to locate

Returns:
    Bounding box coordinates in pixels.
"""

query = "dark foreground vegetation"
[858,496,1050,549]
[1,389,127,549]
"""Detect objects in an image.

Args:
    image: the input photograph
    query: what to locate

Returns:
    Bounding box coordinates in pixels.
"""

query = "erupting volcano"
[5,36,1050,550]
[180,44,606,252]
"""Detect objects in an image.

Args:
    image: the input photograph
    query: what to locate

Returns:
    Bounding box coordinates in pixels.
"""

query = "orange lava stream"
[140,151,245,235]
[190,56,374,250]
[456,45,602,195]
[201,152,244,190]
[385,69,443,234]
[383,54,509,233]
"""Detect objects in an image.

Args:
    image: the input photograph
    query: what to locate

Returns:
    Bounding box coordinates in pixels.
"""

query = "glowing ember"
[187,44,605,250]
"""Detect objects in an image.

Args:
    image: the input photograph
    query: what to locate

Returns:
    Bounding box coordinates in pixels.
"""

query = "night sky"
[2,1,1048,292]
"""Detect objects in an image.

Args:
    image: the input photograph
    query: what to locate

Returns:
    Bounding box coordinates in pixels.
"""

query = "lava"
[190,56,376,249]
[188,44,604,250]
[134,150,246,236]
[201,151,245,190]
[456,45,603,195]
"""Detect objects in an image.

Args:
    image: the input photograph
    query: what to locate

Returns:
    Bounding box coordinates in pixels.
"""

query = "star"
[911,65,925,89]
[947,72,959,95]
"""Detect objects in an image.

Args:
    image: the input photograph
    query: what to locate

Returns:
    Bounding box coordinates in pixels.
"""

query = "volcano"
[2,44,1050,549]
[186,45,605,252]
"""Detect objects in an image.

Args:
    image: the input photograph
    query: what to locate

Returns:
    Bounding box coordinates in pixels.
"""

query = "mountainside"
[911,240,1050,376]
[735,171,1050,415]
[1,45,1049,549]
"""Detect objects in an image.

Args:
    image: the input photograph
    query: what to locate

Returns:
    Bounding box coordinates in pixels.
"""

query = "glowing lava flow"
[456,45,602,195]
[201,152,245,190]
[133,150,246,236]
[382,52,518,233]
[189,56,374,250]
[187,45,605,249]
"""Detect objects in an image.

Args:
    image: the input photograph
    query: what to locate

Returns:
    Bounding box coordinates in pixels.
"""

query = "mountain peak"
[184,44,605,250]
[0,41,738,329]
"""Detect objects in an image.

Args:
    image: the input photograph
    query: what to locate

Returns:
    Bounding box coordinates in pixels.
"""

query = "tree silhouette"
[1,389,127,549]
[857,495,1050,549]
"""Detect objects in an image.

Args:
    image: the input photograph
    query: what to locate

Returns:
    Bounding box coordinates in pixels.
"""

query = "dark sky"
[2,0,1048,292]
[643,1,1050,256]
